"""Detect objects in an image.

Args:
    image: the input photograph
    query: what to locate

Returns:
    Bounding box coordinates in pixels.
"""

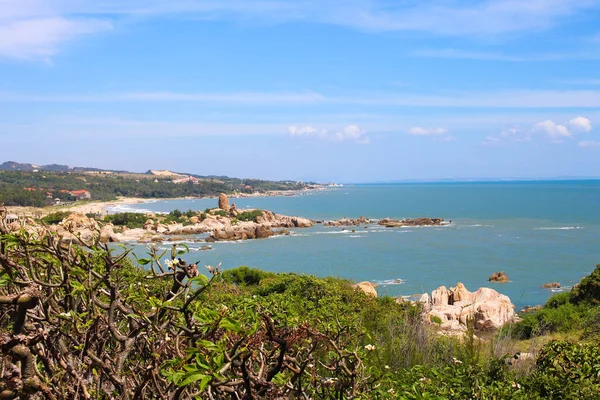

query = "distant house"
[70,190,91,200]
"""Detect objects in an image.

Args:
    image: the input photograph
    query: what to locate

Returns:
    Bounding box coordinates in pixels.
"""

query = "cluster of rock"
[541,282,561,288]
[488,271,510,283]
[324,217,371,227]
[353,281,378,297]
[378,217,445,228]
[420,282,517,331]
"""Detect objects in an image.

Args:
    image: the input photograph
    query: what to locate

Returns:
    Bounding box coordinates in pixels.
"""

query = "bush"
[236,209,263,222]
[41,211,71,225]
[213,209,228,217]
[220,266,275,286]
[104,212,147,228]
[571,264,600,305]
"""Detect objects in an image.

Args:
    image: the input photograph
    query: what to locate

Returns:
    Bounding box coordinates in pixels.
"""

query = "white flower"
[364,344,376,351]
[172,258,179,266]
[164,259,173,268]
[387,388,395,394]
[452,357,463,364]
[323,378,338,386]
[511,382,521,389]
[385,365,390,369]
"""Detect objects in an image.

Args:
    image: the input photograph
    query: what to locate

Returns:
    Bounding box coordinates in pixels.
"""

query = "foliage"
[41,211,72,225]
[212,209,228,217]
[0,170,309,206]
[571,264,600,305]
[104,212,148,228]
[2,222,600,398]
[236,209,264,222]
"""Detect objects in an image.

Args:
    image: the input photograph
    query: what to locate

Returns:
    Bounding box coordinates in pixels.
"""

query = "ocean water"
[113,181,600,310]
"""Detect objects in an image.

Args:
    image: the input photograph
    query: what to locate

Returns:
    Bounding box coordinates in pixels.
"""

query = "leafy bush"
[212,209,228,217]
[220,266,275,286]
[571,264,600,305]
[104,212,148,228]
[236,209,263,222]
[41,211,71,224]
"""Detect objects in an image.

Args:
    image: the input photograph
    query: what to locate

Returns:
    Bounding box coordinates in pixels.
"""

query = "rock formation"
[541,282,560,288]
[218,193,230,211]
[353,281,378,297]
[488,271,509,283]
[378,217,445,228]
[421,283,516,331]
[325,217,371,227]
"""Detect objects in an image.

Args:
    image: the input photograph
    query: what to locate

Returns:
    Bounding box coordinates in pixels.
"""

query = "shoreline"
[5,187,330,217]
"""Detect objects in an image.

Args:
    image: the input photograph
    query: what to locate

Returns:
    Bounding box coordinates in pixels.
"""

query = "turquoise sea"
[112,181,600,310]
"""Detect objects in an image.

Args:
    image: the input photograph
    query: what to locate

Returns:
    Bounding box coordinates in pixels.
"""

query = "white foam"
[349,235,363,238]
[374,278,406,285]
[535,227,582,230]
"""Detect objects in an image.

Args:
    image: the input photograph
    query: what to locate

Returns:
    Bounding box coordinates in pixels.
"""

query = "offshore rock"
[378,217,445,228]
[218,193,230,211]
[541,282,561,288]
[489,271,510,283]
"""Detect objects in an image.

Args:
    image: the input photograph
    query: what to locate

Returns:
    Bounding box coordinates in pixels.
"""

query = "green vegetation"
[104,212,148,228]
[236,209,264,222]
[41,211,72,225]
[507,264,600,340]
[0,170,309,207]
[1,223,600,398]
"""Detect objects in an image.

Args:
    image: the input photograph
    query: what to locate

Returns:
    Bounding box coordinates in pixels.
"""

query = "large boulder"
[422,283,516,331]
[354,281,378,297]
[218,193,230,211]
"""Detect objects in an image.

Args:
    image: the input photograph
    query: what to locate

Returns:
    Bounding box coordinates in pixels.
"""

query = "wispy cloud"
[5,89,600,108]
[406,127,448,136]
[288,124,370,144]
[2,0,599,60]
[578,140,600,148]
[483,116,593,145]
[413,48,600,62]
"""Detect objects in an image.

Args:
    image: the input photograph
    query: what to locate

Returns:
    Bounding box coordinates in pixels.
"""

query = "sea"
[109,181,600,310]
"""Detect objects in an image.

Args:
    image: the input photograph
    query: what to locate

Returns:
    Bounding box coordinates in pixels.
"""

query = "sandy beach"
[4,187,329,218]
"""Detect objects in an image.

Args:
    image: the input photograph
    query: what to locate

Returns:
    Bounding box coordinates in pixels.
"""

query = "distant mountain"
[0,161,42,171]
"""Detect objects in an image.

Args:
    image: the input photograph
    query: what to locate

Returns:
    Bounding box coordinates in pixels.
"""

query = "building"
[70,190,91,200]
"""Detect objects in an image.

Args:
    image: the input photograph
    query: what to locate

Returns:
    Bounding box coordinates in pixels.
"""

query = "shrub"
[104,212,147,228]
[41,211,71,224]
[220,266,275,286]
[571,264,600,305]
[213,209,228,217]
[236,209,263,222]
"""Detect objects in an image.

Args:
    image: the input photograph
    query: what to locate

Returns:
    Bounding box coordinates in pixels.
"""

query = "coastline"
[4,187,330,217]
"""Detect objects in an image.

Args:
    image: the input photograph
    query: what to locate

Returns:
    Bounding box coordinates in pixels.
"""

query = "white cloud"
[484,116,593,145]
[0,17,112,60]
[578,140,600,148]
[568,116,592,132]
[288,124,370,144]
[532,120,572,140]
[406,127,448,136]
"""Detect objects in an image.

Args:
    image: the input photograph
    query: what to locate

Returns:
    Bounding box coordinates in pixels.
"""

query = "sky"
[2,0,600,182]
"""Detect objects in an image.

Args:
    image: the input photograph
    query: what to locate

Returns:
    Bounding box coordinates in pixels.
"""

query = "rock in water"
[488,271,509,283]
[541,282,561,288]
[218,193,230,211]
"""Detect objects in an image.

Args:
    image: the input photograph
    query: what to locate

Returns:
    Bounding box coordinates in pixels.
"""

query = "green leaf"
[219,317,241,333]
[179,372,207,386]
[137,258,152,266]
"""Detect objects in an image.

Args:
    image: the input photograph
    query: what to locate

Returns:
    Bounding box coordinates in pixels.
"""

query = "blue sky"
[2,0,600,182]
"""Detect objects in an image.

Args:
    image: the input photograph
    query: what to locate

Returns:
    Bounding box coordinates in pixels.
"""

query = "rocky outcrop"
[325,217,371,227]
[541,282,560,288]
[353,281,378,297]
[422,283,516,331]
[489,271,509,283]
[210,223,275,241]
[378,217,445,228]
[218,193,230,211]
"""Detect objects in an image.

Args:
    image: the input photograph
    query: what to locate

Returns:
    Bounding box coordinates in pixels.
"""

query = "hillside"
[0,164,313,207]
